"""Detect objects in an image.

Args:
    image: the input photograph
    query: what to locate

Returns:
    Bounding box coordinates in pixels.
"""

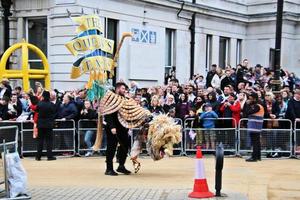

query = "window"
[165,28,176,76]
[206,34,212,71]
[104,18,118,84]
[0,19,3,55]
[26,18,47,69]
[236,39,242,65]
[219,37,230,69]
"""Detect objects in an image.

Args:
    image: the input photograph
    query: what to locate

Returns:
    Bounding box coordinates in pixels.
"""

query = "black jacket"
[104,111,128,133]
[57,101,78,120]
[37,101,57,129]
[221,77,235,91]
[206,71,216,88]
[286,98,300,122]
[80,109,98,128]
[0,104,9,120]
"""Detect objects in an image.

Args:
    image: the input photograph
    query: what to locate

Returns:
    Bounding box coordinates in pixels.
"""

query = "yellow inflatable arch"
[0,40,51,92]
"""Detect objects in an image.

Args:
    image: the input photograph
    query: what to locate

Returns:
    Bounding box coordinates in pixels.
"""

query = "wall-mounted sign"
[131,28,156,44]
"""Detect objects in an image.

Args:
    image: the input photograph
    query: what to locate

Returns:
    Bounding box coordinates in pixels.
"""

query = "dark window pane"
[28,18,47,60]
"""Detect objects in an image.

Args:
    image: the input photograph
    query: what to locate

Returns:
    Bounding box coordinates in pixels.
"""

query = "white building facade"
[0,0,300,90]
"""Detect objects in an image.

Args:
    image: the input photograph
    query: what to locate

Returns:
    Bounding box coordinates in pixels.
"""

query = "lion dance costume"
[100,90,182,173]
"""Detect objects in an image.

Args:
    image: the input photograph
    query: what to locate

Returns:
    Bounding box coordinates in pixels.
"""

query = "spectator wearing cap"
[244,92,264,162]
[36,90,57,161]
[200,103,218,150]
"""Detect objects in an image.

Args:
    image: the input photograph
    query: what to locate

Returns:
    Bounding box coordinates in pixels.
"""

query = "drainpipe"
[1,0,13,69]
[190,5,196,79]
[177,0,196,80]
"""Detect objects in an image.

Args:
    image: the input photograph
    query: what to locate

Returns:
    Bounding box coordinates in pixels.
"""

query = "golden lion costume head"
[147,115,182,161]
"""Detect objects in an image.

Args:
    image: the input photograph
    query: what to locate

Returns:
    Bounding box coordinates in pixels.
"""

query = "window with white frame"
[236,39,242,66]
[219,37,230,69]
[104,18,118,84]
[206,34,212,71]
[26,18,47,70]
[165,28,176,75]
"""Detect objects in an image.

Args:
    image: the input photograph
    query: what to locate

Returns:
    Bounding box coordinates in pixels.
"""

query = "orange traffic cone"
[189,146,214,199]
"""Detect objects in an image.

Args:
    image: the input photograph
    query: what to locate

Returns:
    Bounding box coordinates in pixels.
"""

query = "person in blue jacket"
[200,103,218,150]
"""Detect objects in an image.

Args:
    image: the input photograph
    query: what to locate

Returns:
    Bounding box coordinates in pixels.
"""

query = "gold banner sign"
[72,15,103,33]
[65,35,114,56]
[70,56,114,79]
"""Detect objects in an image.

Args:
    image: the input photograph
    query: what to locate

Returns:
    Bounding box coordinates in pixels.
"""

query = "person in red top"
[28,94,40,138]
[220,93,241,127]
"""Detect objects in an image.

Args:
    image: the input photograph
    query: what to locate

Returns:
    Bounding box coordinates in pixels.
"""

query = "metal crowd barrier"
[0,122,22,156]
[0,126,24,199]
[238,118,292,156]
[294,120,300,158]
[184,118,237,154]
[21,120,76,156]
[77,119,107,154]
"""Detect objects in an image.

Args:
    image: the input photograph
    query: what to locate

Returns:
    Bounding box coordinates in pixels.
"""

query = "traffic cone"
[189,146,214,199]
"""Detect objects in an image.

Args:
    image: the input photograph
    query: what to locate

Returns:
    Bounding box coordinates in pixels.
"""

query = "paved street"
[17,156,300,200]
[29,187,247,200]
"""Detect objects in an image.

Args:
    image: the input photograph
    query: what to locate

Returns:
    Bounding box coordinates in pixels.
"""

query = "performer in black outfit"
[36,91,57,161]
[104,82,131,176]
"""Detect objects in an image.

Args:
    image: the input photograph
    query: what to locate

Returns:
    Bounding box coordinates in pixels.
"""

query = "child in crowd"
[200,103,218,150]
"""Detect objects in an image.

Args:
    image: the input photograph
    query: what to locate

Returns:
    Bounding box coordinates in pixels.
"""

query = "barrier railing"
[21,120,76,155]
[0,126,19,199]
[0,122,22,155]
[0,117,298,158]
[238,118,292,156]
[294,120,300,157]
[77,119,107,154]
[184,118,237,154]
[0,126,18,155]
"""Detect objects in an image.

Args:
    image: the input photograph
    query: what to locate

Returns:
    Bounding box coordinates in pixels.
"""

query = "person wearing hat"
[200,103,218,150]
[35,90,57,161]
[244,92,265,162]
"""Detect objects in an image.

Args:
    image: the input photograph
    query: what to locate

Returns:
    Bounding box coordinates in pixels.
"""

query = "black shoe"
[47,157,57,161]
[35,157,41,161]
[245,157,258,162]
[116,166,131,175]
[105,170,118,176]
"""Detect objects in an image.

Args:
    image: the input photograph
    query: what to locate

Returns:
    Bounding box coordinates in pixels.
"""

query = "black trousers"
[36,128,54,159]
[250,132,261,159]
[105,128,129,170]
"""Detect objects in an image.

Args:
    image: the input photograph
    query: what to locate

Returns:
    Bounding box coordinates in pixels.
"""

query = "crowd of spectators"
[1,58,300,156]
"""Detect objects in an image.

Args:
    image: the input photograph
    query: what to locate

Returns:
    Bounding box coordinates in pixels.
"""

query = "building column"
[229,38,237,67]
[194,32,206,76]
[212,35,219,66]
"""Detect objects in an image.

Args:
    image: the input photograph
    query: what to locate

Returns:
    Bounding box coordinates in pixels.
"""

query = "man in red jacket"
[220,93,241,128]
